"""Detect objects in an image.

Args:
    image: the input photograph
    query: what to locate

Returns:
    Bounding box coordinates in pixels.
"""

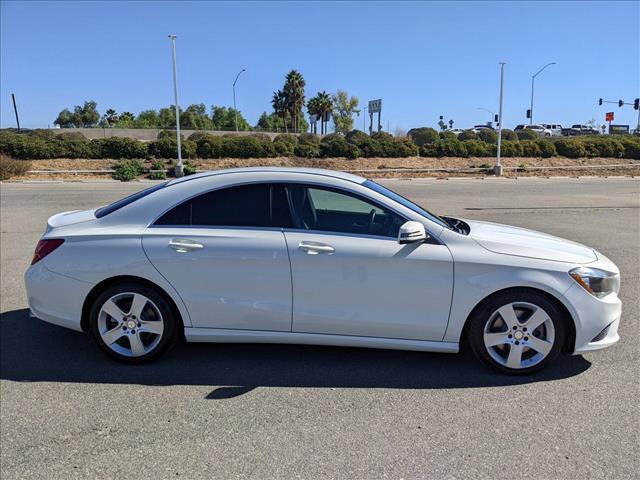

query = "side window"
[287,184,404,238]
[155,183,293,228]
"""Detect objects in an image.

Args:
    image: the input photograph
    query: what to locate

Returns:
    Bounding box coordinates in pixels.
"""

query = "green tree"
[104,108,119,127]
[54,100,100,128]
[283,70,306,133]
[306,96,321,134]
[210,106,250,131]
[115,111,136,127]
[182,104,214,130]
[54,108,75,128]
[158,107,178,128]
[135,110,160,128]
[271,90,289,133]
[331,90,360,135]
[256,112,285,132]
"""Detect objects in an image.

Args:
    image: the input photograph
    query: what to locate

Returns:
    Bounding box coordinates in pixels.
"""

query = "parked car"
[514,124,553,137]
[449,128,465,136]
[540,124,563,136]
[471,125,495,133]
[25,167,621,374]
[563,124,601,136]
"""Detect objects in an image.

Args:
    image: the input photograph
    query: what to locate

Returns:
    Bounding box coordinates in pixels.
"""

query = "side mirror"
[398,221,428,244]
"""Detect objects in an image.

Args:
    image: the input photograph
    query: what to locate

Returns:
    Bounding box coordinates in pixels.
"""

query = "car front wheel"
[468,290,566,374]
[89,283,177,363]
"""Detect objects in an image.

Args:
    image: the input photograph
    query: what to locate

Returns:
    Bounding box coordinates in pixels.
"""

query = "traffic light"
[634,98,639,110]
[526,109,531,119]
[494,114,499,123]
[598,98,603,106]
[618,100,624,107]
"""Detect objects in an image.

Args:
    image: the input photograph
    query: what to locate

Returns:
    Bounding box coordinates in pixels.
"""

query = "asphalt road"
[1,177,639,479]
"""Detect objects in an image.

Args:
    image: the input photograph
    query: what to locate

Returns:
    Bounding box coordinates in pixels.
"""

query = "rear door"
[283,184,454,341]
[142,183,294,331]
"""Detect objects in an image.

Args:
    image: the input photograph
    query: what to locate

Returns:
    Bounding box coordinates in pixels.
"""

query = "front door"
[283,184,454,341]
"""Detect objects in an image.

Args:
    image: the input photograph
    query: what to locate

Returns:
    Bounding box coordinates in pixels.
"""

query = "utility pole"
[233,68,246,132]
[529,62,556,124]
[495,62,506,176]
[168,34,183,177]
[363,106,367,131]
[11,94,20,131]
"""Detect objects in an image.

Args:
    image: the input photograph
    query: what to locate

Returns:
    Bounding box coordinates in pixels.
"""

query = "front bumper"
[563,283,621,354]
[24,262,93,332]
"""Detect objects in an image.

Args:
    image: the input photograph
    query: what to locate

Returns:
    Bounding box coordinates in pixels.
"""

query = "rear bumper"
[24,262,93,332]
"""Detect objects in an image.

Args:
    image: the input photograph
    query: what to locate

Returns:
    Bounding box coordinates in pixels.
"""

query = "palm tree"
[317,91,333,135]
[271,90,287,133]
[306,96,321,134]
[283,70,305,133]
[104,108,118,127]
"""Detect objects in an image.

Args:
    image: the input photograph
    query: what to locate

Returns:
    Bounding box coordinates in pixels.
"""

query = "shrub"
[157,130,183,141]
[499,140,523,157]
[0,155,31,180]
[112,159,143,181]
[580,137,625,158]
[345,129,370,145]
[195,135,224,158]
[619,136,640,159]
[371,131,393,141]
[555,139,587,158]
[320,134,361,158]
[94,137,148,159]
[293,143,320,158]
[250,132,272,142]
[55,132,93,158]
[407,127,439,146]
[519,140,542,157]
[183,160,197,175]
[0,132,63,159]
[221,136,272,158]
[28,129,56,139]
[439,131,457,140]
[477,129,498,143]
[463,139,491,157]
[421,139,468,157]
[457,130,478,141]
[273,140,294,156]
[501,129,518,141]
[389,138,419,157]
[419,143,439,157]
[516,129,539,140]
[297,133,320,146]
[188,131,210,143]
[149,137,196,159]
[149,160,167,180]
[273,133,297,146]
[535,139,556,158]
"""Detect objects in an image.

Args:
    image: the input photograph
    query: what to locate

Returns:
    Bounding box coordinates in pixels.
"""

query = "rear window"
[95,182,168,218]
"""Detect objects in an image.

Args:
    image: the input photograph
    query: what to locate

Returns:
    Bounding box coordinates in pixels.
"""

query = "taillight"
[31,239,64,265]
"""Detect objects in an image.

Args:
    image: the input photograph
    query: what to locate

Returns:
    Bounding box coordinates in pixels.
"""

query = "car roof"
[167,166,367,186]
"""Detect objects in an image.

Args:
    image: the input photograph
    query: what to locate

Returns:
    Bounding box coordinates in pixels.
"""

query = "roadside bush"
[55,132,93,158]
[554,139,587,158]
[0,155,31,180]
[516,129,539,141]
[0,132,63,159]
[345,129,370,145]
[157,130,183,141]
[195,135,224,158]
[421,139,468,157]
[389,137,419,157]
[112,159,143,181]
[28,129,57,139]
[407,127,439,146]
[618,135,640,159]
[183,160,197,175]
[221,135,273,158]
[501,129,518,141]
[519,140,542,157]
[149,160,167,180]
[96,137,148,159]
[273,139,294,156]
[297,133,320,146]
[188,131,210,143]
[499,140,524,157]
[463,139,491,157]
[439,131,457,140]
[535,139,556,158]
[320,134,361,158]
[274,133,297,146]
[419,143,439,157]
[148,137,196,159]
[293,143,320,158]
[371,131,393,142]
[581,137,625,158]
[457,130,478,141]
[477,129,498,143]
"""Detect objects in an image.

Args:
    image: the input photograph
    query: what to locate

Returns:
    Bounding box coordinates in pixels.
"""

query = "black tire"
[89,282,178,364]
[467,289,567,374]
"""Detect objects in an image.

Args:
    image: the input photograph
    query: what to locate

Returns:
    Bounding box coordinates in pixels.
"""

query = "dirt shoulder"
[11,156,640,181]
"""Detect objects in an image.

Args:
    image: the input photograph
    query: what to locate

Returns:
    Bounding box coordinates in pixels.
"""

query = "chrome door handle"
[168,239,204,253]
[298,242,335,255]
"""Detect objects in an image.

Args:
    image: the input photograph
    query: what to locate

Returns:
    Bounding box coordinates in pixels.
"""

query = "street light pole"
[168,34,183,177]
[477,107,494,126]
[529,62,556,125]
[233,68,246,132]
[495,62,506,176]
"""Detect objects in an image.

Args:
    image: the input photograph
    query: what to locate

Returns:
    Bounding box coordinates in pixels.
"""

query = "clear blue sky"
[1,1,639,131]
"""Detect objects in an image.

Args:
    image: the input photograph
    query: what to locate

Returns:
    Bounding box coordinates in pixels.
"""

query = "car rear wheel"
[467,290,566,374]
[89,283,177,363]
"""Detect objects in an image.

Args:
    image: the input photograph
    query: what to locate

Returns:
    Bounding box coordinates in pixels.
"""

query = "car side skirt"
[184,328,459,353]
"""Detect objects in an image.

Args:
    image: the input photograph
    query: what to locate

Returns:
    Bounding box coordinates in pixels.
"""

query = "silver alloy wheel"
[97,292,164,358]
[483,301,555,370]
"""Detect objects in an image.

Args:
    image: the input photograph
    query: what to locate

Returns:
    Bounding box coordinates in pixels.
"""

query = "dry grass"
[6,156,639,181]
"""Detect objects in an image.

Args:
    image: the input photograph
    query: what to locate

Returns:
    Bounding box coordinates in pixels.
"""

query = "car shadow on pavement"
[1,309,591,399]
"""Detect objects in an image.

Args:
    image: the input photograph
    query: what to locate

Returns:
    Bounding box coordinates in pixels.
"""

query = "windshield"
[363,180,451,229]
[95,182,168,218]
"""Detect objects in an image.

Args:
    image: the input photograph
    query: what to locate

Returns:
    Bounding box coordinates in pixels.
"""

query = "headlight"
[569,267,620,298]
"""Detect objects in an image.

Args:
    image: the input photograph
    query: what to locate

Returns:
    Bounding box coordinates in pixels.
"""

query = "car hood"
[465,219,597,264]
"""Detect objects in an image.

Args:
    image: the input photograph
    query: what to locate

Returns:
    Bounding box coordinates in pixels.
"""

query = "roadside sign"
[368,99,382,113]
[309,114,318,125]
[609,124,629,135]
[605,112,614,122]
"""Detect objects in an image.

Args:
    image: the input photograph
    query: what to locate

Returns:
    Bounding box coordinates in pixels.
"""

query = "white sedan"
[25,168,622,373]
